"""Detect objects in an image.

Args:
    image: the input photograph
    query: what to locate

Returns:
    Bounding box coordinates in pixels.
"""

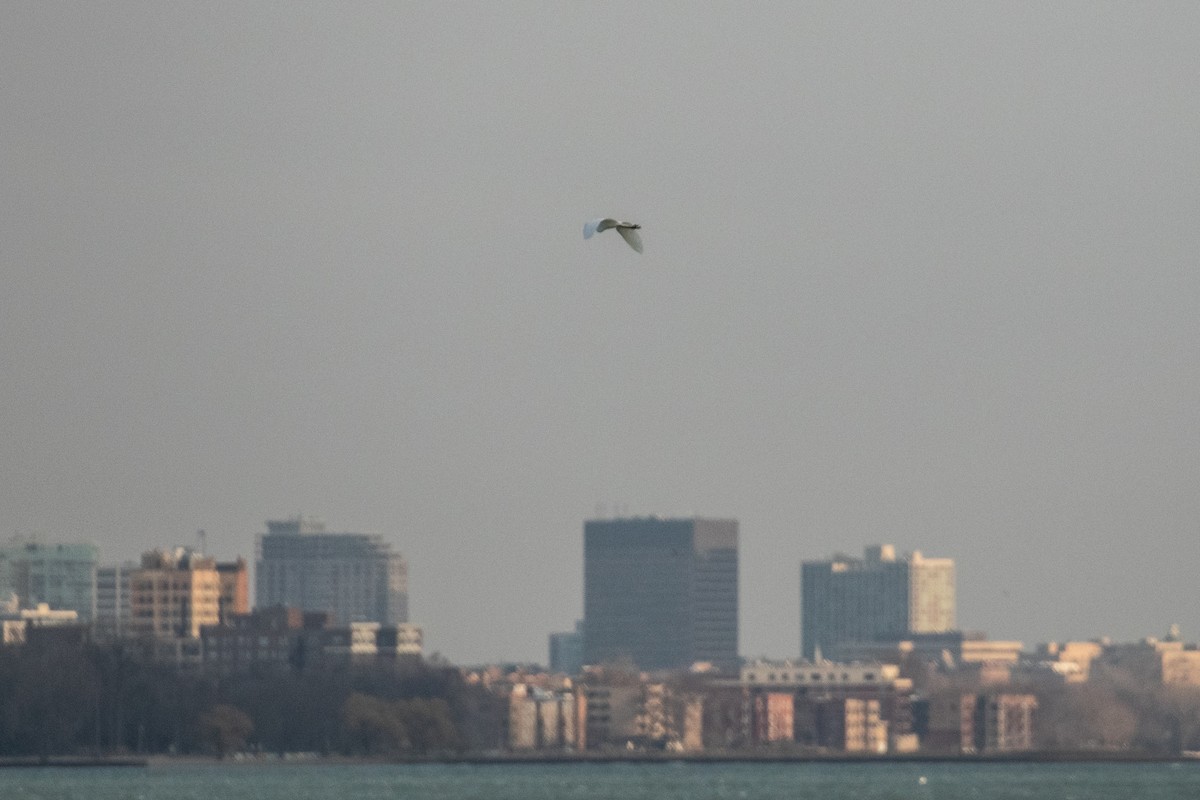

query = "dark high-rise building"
[583,517,738,671]
[256,517,408,625]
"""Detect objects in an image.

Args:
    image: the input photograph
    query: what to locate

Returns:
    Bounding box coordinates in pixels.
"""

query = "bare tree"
[1035,677,1138,751]
[199,704,254,759]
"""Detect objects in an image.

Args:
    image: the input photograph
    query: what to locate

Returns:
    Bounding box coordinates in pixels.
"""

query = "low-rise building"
[377,622,423,656]
[321,621,424,662]
[202,607,423,672]
[752,692,795,744]
[1,600,80,645]
[807,697,888,753]
[740,658,914,752]
[1027,640,1105,684]
[1099,635,1200,686]
[975,693,1038,753]
[582,683,642,749]
[202,607,323,671]
[506,684,582,750]
[632,683,704,752]
[916,692,1037,753]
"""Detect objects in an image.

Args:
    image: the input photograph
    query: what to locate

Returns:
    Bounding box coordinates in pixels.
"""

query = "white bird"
[583,217,643,253]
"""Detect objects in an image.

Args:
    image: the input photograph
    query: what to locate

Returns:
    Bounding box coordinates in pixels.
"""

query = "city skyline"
[3,518,1192,670]
[4,4,1199,664]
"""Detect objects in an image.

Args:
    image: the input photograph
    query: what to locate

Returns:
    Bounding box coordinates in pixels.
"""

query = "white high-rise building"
[801,544,955,660]
[256,517,408,625]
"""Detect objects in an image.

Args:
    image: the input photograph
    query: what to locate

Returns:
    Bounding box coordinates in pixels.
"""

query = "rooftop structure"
[740,658,908,691]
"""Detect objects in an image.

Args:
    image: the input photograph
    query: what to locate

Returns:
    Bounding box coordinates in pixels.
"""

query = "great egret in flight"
[583,218,643,253]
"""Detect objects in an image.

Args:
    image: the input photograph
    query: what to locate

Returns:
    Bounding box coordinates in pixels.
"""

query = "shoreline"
[152,751,1200,766]
[0,756,147,768]
[4,751,1198,769]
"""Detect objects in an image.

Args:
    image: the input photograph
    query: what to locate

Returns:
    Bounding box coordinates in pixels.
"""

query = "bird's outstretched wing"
[616,226,643,253]
[583,218,610,239]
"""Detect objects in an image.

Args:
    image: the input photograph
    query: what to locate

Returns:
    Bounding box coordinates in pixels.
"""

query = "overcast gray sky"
[3,2,1198,664]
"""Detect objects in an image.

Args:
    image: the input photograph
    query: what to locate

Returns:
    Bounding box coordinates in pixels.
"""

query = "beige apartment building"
[130,549,224,639]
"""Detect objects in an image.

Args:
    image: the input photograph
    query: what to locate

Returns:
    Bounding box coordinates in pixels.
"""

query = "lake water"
[3,761,1200,800]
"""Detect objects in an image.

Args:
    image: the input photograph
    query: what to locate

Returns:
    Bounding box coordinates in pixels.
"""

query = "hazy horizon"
[3,3,1198,664]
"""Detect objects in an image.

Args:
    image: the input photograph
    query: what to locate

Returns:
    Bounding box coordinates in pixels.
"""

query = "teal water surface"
[3,761,1200,800]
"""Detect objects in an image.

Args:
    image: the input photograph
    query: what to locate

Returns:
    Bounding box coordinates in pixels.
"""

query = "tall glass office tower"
[583,517,738,671]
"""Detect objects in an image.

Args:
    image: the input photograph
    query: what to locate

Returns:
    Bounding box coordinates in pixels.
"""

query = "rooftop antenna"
[196,529,207,555]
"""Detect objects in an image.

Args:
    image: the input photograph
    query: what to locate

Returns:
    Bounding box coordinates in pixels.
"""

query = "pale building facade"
[95,562,136,640]
[507,684,581,751]
[256,517,408,625]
